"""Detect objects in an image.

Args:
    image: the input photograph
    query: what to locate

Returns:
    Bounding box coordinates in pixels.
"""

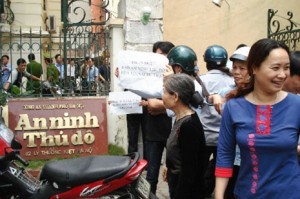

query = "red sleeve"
[215,167,233,177]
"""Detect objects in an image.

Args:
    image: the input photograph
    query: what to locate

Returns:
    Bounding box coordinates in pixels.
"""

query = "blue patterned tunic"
[216,93,300,198]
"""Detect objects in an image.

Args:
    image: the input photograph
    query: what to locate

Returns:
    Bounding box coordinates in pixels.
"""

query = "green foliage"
[10,85,35,97]
[27,159,49,170]
[108,143,126,156]
[11,85,21,95]
[0,90,8,106]
[0,86,35,106]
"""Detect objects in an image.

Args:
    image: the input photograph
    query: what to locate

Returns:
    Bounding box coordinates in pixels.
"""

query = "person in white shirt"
[55,54,64,87]
[87,58,99,95]
[66,59,76,94]
[1,55,14,87]
[4,58,40,92]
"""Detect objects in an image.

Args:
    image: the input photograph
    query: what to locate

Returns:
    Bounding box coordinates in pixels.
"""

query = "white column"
[106,18,128,152]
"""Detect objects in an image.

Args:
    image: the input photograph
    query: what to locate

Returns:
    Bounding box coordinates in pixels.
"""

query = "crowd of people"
[120,39,300,199]
[0,53,110,96]
[1,38,300,198]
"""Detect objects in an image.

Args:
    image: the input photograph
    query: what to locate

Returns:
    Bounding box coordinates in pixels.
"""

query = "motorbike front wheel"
[97,183,158,199]
[98,186,140,199]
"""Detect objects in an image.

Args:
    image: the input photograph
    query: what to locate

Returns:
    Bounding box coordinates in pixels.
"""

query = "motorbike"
[0,121,155,199]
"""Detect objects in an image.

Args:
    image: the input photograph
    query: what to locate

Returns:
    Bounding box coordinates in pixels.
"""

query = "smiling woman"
[215,38,300,199]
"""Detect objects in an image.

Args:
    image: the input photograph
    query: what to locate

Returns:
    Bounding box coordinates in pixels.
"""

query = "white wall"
[106,0,165,152]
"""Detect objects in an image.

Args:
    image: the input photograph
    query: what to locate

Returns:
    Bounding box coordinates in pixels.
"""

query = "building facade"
[163,0,300,73]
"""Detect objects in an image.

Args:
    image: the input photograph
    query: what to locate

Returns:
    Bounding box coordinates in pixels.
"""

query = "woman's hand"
[163,64,174,78]
[140,99,166,115]
[209,94,225,115]
[139,100,148,107]
[162,165,168,182]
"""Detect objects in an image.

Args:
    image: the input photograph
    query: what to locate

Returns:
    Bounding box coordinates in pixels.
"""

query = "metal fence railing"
[0,27,110,98]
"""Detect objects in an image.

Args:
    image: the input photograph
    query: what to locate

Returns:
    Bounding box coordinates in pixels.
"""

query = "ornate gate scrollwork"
[268,9,300,50]
[60,0,111,96]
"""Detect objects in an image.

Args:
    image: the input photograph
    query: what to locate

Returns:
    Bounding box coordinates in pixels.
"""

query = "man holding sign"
[141,42,174,195]
[116,41,174,194]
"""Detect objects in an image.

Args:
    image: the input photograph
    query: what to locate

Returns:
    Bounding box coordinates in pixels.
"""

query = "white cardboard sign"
[117,50,168,98]
[109,91,142,115]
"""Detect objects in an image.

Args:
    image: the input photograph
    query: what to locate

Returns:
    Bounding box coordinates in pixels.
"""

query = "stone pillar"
[106,18,128,151]
[105,0,164,153]
[120,0,164,51]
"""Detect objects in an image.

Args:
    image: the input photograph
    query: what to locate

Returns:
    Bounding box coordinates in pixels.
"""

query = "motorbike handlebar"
[5,147,29,167]
[15,153,29,167]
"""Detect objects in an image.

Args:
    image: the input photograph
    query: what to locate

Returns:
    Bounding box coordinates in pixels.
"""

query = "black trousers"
[204,146,217,197]
[126,113,147,160]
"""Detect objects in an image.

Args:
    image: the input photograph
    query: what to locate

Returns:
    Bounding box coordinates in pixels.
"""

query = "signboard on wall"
[8,97,108,160]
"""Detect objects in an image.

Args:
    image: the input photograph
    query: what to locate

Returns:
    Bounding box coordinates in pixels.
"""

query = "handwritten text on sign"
[109,91,142,115]
[118,50,168,98]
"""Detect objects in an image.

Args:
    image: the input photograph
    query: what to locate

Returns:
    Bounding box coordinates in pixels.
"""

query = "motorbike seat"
[39,155,131,188]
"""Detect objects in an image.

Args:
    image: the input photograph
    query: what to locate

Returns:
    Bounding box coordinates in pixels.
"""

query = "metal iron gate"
[268,9,300,51]
[0,0,111,97]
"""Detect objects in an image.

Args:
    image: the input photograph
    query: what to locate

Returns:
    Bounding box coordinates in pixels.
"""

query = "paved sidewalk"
[151,166,215,199]
[155,166,169,199]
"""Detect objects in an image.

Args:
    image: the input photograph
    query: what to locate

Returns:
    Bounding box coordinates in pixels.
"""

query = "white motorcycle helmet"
[229,46,251,61]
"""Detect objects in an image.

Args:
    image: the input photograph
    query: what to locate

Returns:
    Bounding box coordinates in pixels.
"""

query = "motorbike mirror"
[11,139,22,150]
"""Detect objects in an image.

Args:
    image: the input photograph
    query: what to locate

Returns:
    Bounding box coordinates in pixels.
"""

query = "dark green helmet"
[167,45,197,72]
[203,45,228,66]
